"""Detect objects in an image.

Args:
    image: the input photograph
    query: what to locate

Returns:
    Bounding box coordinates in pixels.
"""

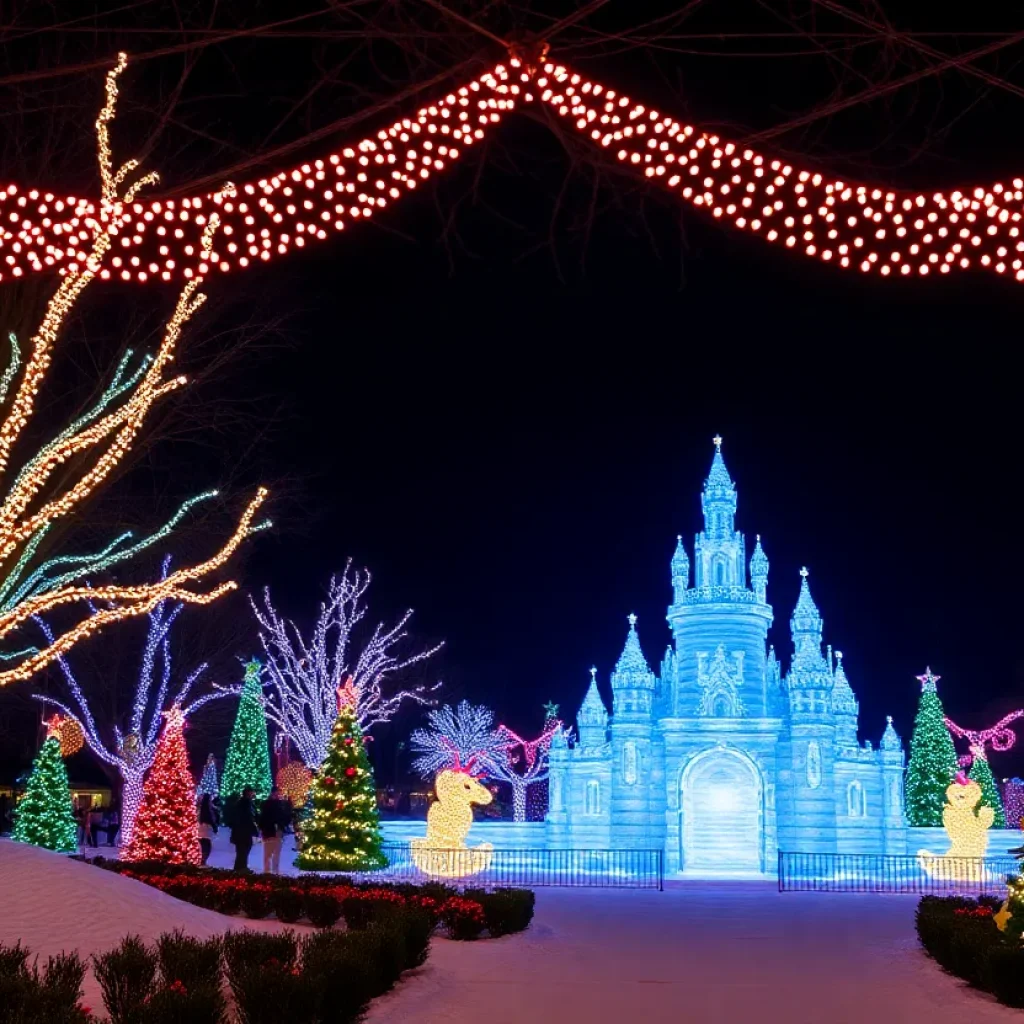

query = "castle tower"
[577,667,609,749]
[609,615,662,849]
[667,437,774,717]
[671,536,690,605]
[830,650,859,749]
[777,568,838,854]
[879,716,908,854]
[749,535,769,604]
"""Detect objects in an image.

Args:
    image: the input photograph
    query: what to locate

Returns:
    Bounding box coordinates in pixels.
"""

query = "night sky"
[2,2,1023,783]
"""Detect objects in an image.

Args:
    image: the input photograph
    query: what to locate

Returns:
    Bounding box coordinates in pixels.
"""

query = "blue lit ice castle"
[546,438,908,875]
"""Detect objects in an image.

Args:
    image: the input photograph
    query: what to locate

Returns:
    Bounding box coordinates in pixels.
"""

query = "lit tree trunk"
[510,778,527,823]
[119,765,148,848]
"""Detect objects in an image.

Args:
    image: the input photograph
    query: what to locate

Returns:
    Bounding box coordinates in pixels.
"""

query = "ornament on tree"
[905,668,960,827]
[275,761,313,808]
[220,660,272,802]
[122,707,201,865]
[12,724,78,853]
[296,701,387,872]
[411,750,494,878]
[196,754,219,799]
[46,715,84,758]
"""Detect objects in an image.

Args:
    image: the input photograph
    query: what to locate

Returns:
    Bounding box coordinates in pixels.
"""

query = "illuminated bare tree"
[0,53,267,687]
[410,699,560,821]
[32,558,236,845]
[253,560,442,768]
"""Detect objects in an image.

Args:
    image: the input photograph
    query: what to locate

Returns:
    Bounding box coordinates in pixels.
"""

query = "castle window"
[585,779,601,815]
[712,554,727,586]
[847,780,867,818]
[623,741,638,785]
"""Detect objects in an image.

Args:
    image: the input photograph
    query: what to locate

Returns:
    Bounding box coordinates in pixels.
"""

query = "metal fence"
[778,850,1019,894]
[356,844,664,890]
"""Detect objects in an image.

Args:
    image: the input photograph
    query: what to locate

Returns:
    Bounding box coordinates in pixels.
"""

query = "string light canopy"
[2,55,1024,285]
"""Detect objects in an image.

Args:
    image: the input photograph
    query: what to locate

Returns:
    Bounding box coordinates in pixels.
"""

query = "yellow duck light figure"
[918,771,995,882]
[411,749,494,879]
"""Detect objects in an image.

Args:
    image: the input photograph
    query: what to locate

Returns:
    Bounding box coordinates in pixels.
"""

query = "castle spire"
[610,614,656,717]
[577,666,608,748]
[701,435,737,540]
[671,535,690,601]
[749,534,769,601]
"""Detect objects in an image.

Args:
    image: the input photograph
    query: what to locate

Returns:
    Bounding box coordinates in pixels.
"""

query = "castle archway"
[680,747,764,874]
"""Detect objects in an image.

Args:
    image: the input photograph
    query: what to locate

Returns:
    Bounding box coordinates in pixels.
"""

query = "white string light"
[252,560,442,767]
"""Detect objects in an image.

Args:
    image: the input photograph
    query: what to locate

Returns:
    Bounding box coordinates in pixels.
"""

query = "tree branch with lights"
[410,700,560,822]
[0,53,268,686]
[30,558,238,845]
[253,560,442,768]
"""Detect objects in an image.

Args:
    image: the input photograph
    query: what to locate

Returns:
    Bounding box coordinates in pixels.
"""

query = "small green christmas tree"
[905,668,960,827]
[13,730,78,853]
[297,683,386,871]
[968,751,1006,828]
[220,660,272,802]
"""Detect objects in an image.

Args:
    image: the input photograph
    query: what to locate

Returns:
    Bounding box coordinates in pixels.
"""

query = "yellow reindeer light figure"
[410,749,493,879]
[918,771,996,882]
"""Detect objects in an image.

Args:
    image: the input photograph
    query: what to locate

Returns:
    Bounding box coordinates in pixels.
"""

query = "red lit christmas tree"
[122,706,201,864]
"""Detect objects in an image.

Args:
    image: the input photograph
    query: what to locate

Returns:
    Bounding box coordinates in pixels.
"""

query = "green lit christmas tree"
[297,682,386,871]
[13,727,78,853]
[220,660,272,802]
[905,667,960,827]
[968,751,1006,828]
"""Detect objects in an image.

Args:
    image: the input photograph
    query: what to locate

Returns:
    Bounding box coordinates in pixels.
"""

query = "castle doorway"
[680,748,764,874]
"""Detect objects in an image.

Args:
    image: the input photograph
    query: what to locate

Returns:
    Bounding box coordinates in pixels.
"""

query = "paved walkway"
[366,882,1020,1024]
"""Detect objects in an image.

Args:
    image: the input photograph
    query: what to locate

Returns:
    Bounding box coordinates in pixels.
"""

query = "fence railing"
[356,844,664,890]
[778,850,1019,894]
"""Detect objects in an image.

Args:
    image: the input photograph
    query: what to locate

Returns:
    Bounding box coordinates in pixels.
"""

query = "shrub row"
[916,896,1024,1008]
[1,916,435,1024]
[84,855,534,940]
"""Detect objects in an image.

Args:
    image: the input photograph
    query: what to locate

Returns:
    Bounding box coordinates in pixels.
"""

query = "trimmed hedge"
[1,911,443,1024]
[83,855,535,940]
[916,896,1024,1008]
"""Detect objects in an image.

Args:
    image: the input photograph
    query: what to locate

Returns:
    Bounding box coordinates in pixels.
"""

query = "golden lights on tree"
[0,53,267,686]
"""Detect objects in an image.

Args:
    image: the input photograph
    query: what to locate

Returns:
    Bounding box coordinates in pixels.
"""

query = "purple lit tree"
[253,561,442,768]
[33,559,232,845]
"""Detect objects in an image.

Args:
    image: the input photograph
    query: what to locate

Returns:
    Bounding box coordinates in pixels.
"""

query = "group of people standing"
[199,787,293,873]
[73,799,119,847]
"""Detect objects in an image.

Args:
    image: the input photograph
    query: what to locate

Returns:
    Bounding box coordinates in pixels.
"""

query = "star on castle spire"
[713,434,722,449]
[628,612,637,628]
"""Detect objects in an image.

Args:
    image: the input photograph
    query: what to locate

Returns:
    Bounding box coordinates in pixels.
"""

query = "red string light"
[3,57,1023,284]
[121,706,202,865]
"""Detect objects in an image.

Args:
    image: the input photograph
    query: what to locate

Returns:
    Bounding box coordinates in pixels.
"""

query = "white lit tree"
[409,700,507,778]
[409,700,560,822]
[253,561,442,768]
[32,560,235,845]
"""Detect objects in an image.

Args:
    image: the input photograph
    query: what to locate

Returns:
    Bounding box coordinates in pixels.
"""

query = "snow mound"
[0,839,294,1007]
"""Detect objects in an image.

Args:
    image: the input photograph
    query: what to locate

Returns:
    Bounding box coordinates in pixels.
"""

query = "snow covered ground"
[365,882,1023,1024]
[0,838,301,1010]
[4,835,1021,1023]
